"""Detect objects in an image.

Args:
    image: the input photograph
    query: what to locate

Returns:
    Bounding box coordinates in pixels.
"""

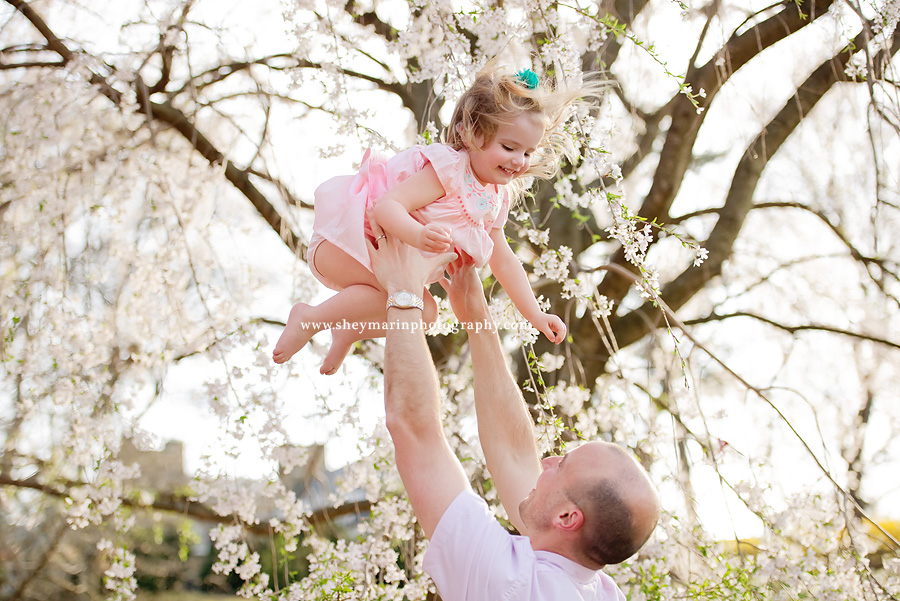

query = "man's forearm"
[383,306,471,538]
[466,321,541,472]
[384,310,440,425]
[366,229,469,537]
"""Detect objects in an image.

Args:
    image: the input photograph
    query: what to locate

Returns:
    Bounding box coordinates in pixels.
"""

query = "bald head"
[565,442,659,567]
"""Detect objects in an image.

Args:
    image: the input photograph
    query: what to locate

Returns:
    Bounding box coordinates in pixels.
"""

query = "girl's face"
[468,112,544,186]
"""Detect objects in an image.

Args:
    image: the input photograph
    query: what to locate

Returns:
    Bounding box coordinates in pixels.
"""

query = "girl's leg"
[321,322,385,376]
[272,302,320,364]
[320,290,438,375]
[274,283,389,364]
[274,239,441,371]
[273,240,385,364]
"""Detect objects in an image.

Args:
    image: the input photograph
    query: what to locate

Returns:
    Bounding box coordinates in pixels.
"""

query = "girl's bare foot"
[273,303,317,364]
[319,326,357,375]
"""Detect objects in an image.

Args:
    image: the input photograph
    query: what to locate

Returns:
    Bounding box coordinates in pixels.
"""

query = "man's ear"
[553,503,584,532]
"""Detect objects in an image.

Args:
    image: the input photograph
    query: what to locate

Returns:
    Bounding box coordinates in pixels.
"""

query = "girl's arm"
[488,228,566,344]
[373,163,452,252]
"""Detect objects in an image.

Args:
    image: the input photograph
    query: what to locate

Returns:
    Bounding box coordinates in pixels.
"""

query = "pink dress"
[308,144,510,290]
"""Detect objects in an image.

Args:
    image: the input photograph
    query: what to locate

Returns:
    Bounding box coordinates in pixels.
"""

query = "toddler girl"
[274,64,592,373]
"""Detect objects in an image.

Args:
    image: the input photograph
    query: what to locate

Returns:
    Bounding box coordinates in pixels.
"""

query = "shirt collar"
[532,550,599,584]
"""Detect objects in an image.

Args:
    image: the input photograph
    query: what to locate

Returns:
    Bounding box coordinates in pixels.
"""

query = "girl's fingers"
[428,232,452,245]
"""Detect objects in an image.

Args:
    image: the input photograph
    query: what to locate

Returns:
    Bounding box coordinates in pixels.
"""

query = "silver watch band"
[386,291,424,310]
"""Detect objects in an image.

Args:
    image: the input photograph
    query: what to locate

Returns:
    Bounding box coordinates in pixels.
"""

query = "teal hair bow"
[516,68,539,90]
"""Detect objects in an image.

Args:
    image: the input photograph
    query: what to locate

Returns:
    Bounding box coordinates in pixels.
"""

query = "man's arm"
[367,229,469,539]
[441,262,542,535]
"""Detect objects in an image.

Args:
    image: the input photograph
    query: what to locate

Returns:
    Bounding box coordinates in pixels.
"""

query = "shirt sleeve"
[423,490,532,601]
[416,144,464,199]
[488,188,510,230]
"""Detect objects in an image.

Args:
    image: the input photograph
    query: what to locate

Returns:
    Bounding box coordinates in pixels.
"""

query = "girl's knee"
[314,240,381,289]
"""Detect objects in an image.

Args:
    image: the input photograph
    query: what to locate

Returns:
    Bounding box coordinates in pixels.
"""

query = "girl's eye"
[502,145,514,151]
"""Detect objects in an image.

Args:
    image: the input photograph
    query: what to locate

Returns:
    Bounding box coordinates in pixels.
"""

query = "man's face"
[519,442,637,528]
[518,442,614,530]
[519,453,568,529]
[468,112,545,186]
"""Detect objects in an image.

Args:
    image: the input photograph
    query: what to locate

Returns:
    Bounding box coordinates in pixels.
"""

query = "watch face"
[387,291,422,310]
[396,292,412,306]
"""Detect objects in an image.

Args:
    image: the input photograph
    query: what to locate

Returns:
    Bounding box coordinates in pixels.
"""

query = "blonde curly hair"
[443,63,605,203]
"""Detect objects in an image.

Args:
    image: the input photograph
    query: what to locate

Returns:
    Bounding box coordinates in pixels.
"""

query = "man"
[367,224,659,600]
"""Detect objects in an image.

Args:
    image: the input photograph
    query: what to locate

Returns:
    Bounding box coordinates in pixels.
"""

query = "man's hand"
[439,257,492,331]
[367,216,456,293]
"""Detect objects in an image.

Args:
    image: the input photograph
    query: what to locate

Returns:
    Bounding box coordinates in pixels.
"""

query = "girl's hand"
[534,312,567,344]
[417,223,453,253]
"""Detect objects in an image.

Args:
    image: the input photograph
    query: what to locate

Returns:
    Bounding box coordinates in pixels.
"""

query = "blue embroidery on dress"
[464,171,499,217]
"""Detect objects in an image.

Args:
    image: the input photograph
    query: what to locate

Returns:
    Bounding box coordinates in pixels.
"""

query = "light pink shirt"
[424,490,627,601]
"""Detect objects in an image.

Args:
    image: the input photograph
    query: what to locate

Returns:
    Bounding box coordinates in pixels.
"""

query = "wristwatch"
[386,291,424,311]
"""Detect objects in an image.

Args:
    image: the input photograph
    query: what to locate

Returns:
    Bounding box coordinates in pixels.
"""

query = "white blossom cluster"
[194,479,261,526]
[603,489,898,601]
[521,227,551,247]
[487,296,541,345]
[386,1,475,84]
[593,294,615,318]
[415,121,441,146]
[99,543,138,601]
[209,524,270,597]
[299,512,432,600]
[64,460,140,529]
[427,295,459,336]
[538,352,566,372]
[604,203,664,298]
[533,246,574,282]
[553,175,594,210]
[264,480,312,553]
[548,381,591,415]
[607,209,654,267]
[844,0,900,80]
[561,277,593,301]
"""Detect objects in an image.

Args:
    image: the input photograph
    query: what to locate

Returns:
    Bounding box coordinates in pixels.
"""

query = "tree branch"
[674,200,900,308]
[0,59,64,69]
[600,24,883,362]
[146,101,304,255]
[594,0,837,309]
[5,0,305,256]
[171,54,317,97]
[8,519,69,601]
[0,472,371,538]
[682,310,900,351]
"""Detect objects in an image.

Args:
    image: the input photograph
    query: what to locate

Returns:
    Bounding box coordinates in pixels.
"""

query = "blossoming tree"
[1,0,899,599]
